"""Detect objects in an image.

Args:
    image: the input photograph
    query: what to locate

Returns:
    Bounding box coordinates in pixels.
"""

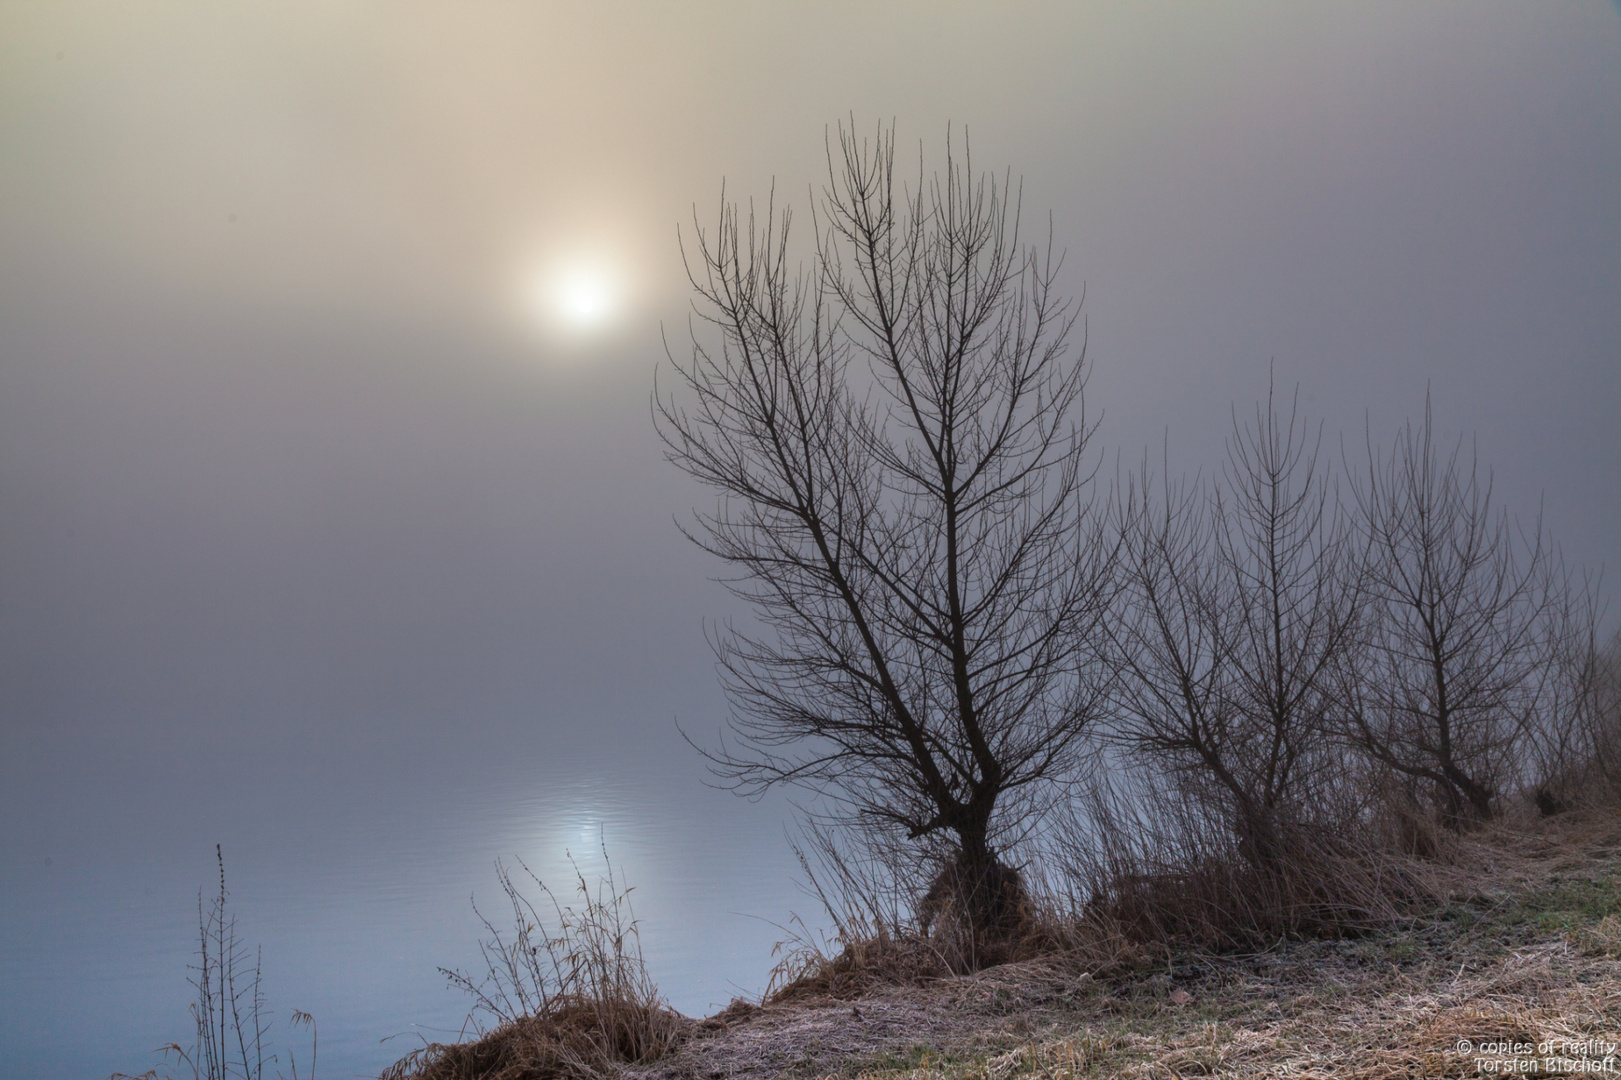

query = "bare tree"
[1109,385,1359,867]
[1528,573,1615,810]
[656,123,1114,936]
[1107,466,1234,827]
[1344,395,1560,825]
[1585,627,1621,797]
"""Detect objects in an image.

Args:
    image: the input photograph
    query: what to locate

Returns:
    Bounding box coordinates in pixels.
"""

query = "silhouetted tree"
[1343,396,1560,825]
[1110,386,1359,867]
[1527,572,1614,810]
[657,123,1114,938]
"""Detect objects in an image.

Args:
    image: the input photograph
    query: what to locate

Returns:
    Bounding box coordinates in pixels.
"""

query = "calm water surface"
[0,725,811,1080]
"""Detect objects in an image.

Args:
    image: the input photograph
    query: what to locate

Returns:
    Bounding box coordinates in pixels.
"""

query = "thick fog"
[1,3,1617,1076]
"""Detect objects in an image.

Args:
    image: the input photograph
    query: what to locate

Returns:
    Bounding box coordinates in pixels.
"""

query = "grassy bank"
[390,810,1621,1080]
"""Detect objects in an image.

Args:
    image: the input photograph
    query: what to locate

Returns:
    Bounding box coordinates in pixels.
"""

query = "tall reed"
[112,846,313,1080]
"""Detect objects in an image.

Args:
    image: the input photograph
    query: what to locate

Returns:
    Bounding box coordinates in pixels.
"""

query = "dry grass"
[380,1002,686,1080]
[1076,840,1429,951]
[621,808,1621,1080]
[382,855,683,1080]
[387,813,1621,1079]
[642,939,1620,1080]
[847,940,1619,1080]
[1054,777,1449,956]
[768,929,956,1003]
[764,890,1143,1008]
[765,822,1431,1015]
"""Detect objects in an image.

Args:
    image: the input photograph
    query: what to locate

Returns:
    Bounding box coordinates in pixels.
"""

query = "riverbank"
[395,810,1621,1079]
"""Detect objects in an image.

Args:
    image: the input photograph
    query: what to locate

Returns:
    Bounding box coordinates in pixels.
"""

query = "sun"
[559,274,612,325]
[524,259,623,336]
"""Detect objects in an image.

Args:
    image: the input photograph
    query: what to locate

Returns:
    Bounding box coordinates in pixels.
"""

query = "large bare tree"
[656,124,1114,932]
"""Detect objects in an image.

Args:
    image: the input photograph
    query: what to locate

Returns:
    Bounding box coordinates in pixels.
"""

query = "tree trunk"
[942,815,1027,948]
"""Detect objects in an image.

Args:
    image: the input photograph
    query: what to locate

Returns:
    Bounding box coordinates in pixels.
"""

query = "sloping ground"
[628,813,1621,1079]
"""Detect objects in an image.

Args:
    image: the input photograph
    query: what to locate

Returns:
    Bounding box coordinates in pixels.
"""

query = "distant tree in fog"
[1342,396,1562,825]
[1109,385,1359,866]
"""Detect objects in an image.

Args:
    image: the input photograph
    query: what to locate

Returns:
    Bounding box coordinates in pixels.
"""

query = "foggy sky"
[2,0,1618,951]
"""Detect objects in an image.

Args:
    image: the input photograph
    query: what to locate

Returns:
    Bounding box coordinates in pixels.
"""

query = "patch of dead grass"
[627,810,1621,1080]
[381,1000,687,1080]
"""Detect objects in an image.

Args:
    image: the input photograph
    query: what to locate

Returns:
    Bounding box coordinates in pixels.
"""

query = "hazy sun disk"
[535,263,620,332]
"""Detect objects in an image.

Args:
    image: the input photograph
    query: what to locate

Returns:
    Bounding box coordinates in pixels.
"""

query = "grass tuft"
[382,852,683,1080]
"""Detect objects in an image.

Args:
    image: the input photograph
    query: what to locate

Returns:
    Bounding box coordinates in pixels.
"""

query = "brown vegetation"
[379,1002,684,1080]
[617,808,1621,1080]
[381,856,682,1080]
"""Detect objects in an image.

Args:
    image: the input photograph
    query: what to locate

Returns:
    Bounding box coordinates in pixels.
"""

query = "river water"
[0,722,812,1080]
